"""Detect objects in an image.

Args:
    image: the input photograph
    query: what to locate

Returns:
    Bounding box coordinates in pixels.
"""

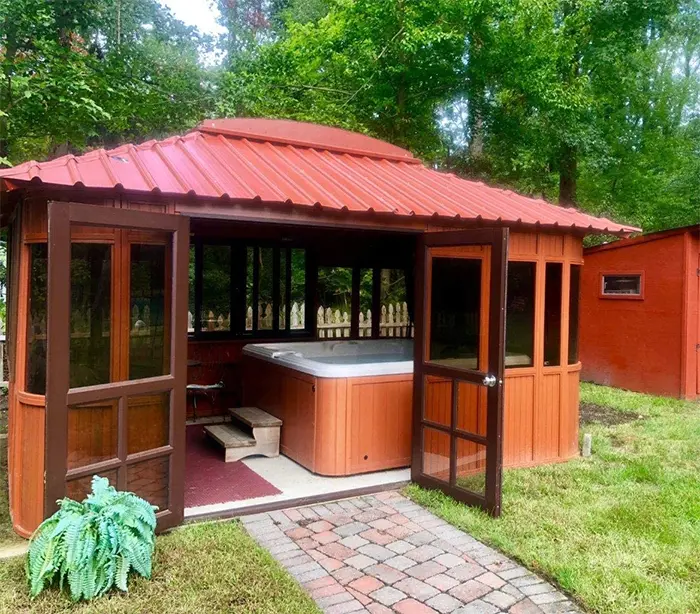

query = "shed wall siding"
[580,233,688,397]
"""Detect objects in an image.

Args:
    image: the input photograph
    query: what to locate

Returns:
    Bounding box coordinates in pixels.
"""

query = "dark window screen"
[568,265,581,364]
[26,244,48,394]
[505,262,535,368]
[130,244,168,380]
[429,257,481,369]
[70,244,112,389]
[544,262,562,366]
[201,245,231,331]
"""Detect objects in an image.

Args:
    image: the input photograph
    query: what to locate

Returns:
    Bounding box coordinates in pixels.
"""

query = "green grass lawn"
[407,383,700,614]
[0,520,320,613]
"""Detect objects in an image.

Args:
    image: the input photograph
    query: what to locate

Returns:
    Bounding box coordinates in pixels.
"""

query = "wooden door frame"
[411,228,508,516]
[45,202,189,529]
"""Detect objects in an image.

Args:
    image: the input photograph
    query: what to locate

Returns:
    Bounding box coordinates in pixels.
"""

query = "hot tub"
[241,340,414,476]
[242,339,413,378]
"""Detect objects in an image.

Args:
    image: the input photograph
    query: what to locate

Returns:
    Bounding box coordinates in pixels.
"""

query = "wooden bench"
[203,407,282,463]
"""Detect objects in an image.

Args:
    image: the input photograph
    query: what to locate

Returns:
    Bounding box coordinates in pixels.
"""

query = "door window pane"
[317,267,352,338]
[568,265,581,364]
[505,262,535,368]
[429,257,481,369]
[359,269,373,337]
[290,249,306,330]
[70,244,111,388]
[66,470,118,502]
[257,247,274,330]
[423,376,452,428]
[128,393,169,455]
[455,438,487,496]
[380,269,411,338]
[130,244,169,380]
[422,427,450,482]
[26,244,48,395]
[127,456,169,510]
[201,245,230,331]
[544,263,563,366]
[67,399,118,470]
[456,381,487,437]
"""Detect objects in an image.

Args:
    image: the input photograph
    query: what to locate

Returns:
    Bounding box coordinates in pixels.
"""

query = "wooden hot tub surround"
[242,357,413,476]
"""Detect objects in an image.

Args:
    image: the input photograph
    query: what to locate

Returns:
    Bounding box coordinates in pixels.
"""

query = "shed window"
[543,262,562,367]
[505,262,535,368]
[602,274,642,296]
[568,265,581,364]
[192,242,308,337]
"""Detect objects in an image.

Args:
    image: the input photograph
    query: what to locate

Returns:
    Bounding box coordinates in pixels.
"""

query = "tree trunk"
[558,143,577,206]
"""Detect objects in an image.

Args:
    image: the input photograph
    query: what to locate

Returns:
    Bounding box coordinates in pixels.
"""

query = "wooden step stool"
[203,407,282,463]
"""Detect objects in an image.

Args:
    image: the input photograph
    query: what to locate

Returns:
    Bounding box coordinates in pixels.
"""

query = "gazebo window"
[316,266,353,337]
[379,269,411,338]
[568,265,581,364]
[201,244,232,332]
[315,266,413,339]
[505,262,535,368]
[543,262,563,367]
[26,244,48,395]
[191,241,309,337]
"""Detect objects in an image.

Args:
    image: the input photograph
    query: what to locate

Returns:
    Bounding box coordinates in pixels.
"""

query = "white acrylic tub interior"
[242,339,414,378]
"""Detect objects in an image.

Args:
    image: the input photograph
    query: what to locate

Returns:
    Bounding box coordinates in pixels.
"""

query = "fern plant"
[26,475,158,601]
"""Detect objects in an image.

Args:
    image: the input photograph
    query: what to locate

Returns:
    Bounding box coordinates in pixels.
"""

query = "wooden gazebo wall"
[6,191,582,537]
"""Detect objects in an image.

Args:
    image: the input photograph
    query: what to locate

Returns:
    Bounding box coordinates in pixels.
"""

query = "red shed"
[580,225,700,399]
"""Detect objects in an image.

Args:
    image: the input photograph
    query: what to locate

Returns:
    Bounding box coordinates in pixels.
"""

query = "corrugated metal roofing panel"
[0,118,639,234]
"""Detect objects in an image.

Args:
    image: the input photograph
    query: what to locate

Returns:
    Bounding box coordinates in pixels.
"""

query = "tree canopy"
[1,0,698,231]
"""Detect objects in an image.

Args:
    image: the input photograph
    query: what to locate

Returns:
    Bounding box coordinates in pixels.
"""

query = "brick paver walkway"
[241,490,581,614]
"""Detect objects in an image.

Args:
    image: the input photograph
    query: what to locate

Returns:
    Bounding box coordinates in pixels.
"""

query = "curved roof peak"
[196,118,418,163]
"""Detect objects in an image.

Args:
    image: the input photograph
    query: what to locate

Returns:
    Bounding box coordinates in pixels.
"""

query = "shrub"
[26,475,157,601]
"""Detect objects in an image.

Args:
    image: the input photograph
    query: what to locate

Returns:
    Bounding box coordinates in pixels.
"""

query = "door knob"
[482,374,497,387]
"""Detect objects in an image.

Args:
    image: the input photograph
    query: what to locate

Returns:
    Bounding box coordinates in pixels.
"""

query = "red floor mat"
[185,424,281,508]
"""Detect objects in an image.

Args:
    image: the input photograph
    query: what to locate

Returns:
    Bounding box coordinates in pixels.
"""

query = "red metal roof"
[0,118,639,234]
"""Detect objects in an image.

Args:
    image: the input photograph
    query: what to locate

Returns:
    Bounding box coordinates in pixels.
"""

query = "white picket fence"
[188,301,413,338]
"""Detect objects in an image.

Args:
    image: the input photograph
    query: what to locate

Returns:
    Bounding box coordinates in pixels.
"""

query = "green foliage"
[219,0,700,231]
[0,0,212,163]
[26,475,157,602]
[217,0,468,158]
[1,0,698,233]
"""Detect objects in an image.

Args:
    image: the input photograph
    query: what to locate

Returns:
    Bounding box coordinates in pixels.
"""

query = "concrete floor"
[184,454,410,519]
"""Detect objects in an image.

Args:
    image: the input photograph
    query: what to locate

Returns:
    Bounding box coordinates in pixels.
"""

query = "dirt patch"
[580,402,643,427]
